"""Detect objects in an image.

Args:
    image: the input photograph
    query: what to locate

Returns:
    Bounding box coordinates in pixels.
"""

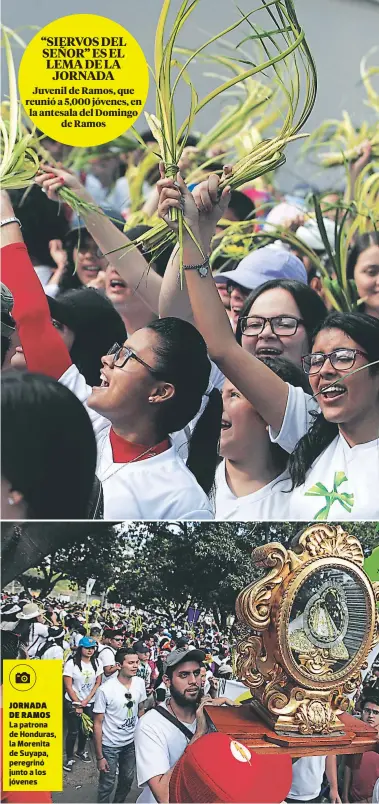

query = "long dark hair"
[14,619,38,649]
[288,311,379,487]
[48,288,126,386]
[346,232,379,280]
[72,645,99,673]
[235,279,327,347]
[1,372,97,519]
[147,318,222,495]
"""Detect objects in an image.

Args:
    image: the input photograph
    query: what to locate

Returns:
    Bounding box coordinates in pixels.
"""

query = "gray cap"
[213,243,307,290]
[1,283,15,336]
[164,647,205,672]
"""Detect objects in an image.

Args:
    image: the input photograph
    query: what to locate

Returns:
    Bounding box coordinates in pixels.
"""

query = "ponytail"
[288,411,338,488]
[187,388,222,495]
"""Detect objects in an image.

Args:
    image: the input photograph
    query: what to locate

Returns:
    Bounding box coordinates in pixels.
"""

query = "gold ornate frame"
[236,524,379,736]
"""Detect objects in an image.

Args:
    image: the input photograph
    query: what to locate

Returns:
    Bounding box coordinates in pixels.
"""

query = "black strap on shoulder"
[156,705,194,742]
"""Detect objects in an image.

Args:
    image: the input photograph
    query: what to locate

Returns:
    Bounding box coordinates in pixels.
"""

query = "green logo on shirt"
[305,471,354,520]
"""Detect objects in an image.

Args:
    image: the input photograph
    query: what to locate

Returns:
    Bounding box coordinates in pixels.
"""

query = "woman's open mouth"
[109,278,126,289]
[319,384,347,401]
[221,419,232,430]
[255,347,282,357]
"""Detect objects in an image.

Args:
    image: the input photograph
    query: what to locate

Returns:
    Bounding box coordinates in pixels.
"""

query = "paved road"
[53,739,142,804]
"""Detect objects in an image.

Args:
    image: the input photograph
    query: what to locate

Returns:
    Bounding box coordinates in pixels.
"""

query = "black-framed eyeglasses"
[107,343,162,376]
[302,348,368,376]
[240,315,304,337]
[124,693,134,710]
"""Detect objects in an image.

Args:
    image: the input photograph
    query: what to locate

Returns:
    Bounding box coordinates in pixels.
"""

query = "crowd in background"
[1,593,379,803]
[1,126,378,523]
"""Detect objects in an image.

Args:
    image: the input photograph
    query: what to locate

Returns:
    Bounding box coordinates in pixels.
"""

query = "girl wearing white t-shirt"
[63,636,103,771]
[157,173,379,521]
[4,239,220,520]
[215,357,309,520]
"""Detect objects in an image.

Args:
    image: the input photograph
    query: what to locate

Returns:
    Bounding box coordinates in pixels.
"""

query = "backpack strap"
[156,705,194,742]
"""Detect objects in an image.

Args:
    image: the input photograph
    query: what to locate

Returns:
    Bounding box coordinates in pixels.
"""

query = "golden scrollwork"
[294,699,336,735]
[297,648,335,676]
[235,542,288,631]
[236,525,376,736]
[236,631,266,689]
[293,524,364,567]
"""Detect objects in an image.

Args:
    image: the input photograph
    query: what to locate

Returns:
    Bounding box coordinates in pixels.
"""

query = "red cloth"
[169,731,292,803]
[350,751,379,802]
[1,242,71,379]
[109,428,170,463]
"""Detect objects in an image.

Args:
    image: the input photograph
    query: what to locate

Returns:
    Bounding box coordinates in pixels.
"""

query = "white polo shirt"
[59,364,214,521]
[214,460,291,520]
[270,384,379,520]
[93,674,147,748]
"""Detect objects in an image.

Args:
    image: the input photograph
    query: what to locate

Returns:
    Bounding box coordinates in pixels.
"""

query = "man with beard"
[134,647,237,803]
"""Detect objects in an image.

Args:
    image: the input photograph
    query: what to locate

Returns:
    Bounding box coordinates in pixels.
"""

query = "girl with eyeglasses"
[1,193,219,521]
[157,169,379,521]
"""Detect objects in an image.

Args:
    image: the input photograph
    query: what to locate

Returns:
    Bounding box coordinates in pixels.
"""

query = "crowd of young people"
[1,130,378,522]
[2,592,379,803]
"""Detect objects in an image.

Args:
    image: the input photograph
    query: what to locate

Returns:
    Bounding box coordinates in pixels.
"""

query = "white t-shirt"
[98,644,117,683]
[271,384,379,520]
[214,460,291,520]
[41,644,64,660]
[93,675,147,748]
[135,700,197,803]
[63,657,102,702]
[59,364,214,521]
[269,384,319,453]
[70,630,84,649]
[289,755,326,800]
[27,623,49,658]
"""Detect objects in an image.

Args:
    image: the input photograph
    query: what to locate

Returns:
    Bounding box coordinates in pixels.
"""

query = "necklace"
[98,433,166,483]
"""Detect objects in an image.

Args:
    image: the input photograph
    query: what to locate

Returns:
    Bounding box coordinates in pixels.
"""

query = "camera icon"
[15,672,31,684]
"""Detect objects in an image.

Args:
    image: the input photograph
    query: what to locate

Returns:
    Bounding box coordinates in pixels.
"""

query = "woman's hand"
[157,163,200,232]
[49,239,67,271]
[34,164,84,202]
[192,167,232,232]
[329,788,342,804]
[0,189,14,218]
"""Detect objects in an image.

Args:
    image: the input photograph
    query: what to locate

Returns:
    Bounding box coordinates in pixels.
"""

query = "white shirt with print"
[270,384,379,520]
[59,364,214,521]
[63,658,102,701]
[214,460,291,520]
[93,675,147,748]
[135,700,197,803]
